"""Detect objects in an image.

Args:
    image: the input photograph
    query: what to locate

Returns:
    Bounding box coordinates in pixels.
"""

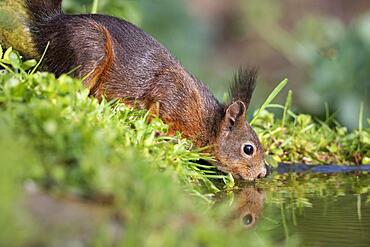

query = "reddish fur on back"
[85,22,114,98]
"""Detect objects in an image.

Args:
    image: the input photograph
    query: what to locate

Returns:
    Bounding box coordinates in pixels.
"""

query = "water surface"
[21,171,370,246]
[231,172,370,246]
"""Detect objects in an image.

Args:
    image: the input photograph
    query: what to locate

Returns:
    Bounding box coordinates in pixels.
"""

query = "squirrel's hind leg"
[82,21,115,98]
[35,17,115,98]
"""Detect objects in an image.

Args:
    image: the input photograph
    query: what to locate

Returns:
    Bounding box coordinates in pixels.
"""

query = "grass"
[0,45,369,246]
[0,44,368,192]
[255,107,369,166]
[0,45,227,197]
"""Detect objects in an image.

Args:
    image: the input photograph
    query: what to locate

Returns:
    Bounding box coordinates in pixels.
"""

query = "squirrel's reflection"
[220,187,265,229]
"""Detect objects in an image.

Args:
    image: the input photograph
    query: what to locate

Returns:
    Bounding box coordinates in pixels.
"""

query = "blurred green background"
[63,0,369,128]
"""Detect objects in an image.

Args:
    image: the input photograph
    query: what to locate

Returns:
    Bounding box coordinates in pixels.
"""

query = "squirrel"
[233,187,265,229]
[217,187,265,229]
[0,0,268,181]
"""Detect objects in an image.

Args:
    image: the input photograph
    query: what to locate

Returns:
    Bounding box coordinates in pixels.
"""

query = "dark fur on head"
[229,67,257,109]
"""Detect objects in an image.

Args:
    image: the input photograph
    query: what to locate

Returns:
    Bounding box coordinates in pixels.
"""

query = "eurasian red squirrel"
[0,0,268,180]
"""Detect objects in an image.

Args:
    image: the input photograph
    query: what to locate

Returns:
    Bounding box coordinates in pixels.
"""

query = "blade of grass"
[282,89,292,127]
[250,78,288,125]
[66,65,82,76]
[91,0,99,14]
[325,102,330,122]
[30,42,50,75]
[264,104,297,118]
[359,101,364,131]
[0,62,14,74]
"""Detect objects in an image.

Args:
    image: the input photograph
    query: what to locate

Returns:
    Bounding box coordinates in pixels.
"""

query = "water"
[22,171,370,246]
[229,172,370,246]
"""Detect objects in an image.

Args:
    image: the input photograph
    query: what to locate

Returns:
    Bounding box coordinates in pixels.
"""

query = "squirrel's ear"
[229,67,257,110]
[223,100,246,129]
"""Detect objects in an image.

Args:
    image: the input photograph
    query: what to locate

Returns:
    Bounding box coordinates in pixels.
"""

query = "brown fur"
[85,22,114,98]
[19,0,268,180]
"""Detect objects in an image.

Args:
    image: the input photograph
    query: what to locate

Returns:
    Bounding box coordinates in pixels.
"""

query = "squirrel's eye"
[243,144,254,156]
[242,214,254,226]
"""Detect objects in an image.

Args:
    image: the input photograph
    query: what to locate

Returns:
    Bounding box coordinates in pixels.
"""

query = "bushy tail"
[0,0,63,58]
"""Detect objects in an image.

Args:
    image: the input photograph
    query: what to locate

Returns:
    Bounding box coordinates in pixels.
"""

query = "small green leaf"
[363,156,370,164]
[2,47,21,68]
[297,114,312,127]
[22,59,37,70]
[9,52,21,69]
[2,47,12,64]
[0,45,3,59]
[265,154,279,168]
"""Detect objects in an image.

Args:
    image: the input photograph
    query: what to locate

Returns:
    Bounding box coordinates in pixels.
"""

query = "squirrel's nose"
[257,171,265,179]
[257,166,267,179]
[257,163,270,179]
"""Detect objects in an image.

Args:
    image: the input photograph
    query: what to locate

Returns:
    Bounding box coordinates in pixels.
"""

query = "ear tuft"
[229,67,258,110]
